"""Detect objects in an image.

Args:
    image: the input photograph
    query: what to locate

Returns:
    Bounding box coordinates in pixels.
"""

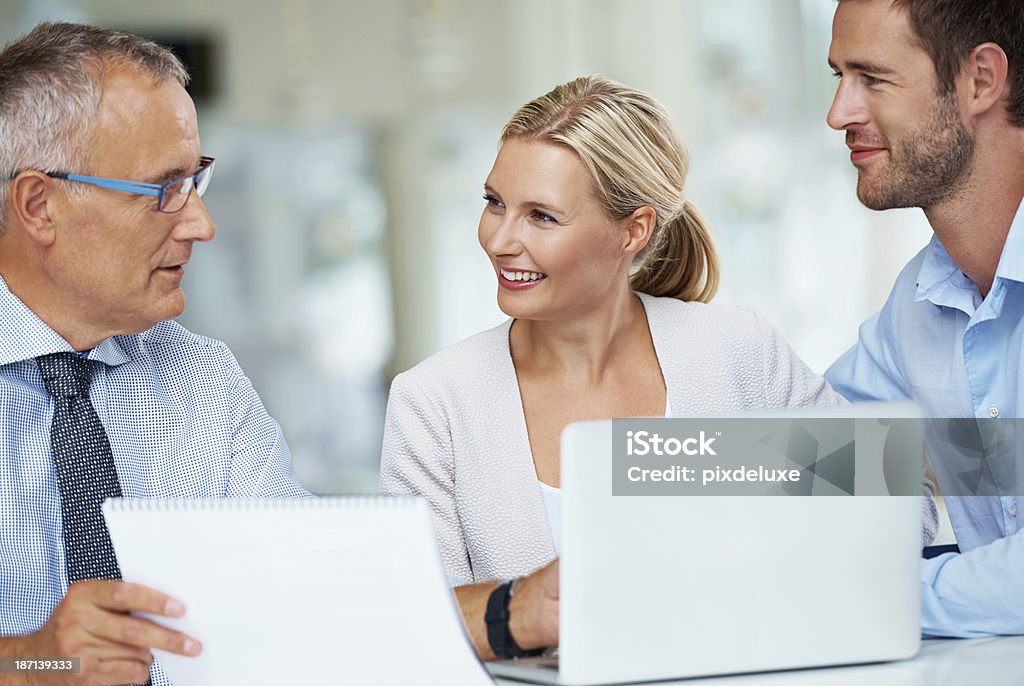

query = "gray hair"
[0,22,189,233]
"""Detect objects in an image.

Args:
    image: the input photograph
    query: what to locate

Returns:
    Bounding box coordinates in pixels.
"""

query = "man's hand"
[4,580,201,685]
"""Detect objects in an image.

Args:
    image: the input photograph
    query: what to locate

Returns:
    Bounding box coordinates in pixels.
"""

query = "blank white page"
[103,497,493,686]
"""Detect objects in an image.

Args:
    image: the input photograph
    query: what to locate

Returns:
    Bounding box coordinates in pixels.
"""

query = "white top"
[538,481,562,557]
[539,399,672,558]
[380,293,846,582]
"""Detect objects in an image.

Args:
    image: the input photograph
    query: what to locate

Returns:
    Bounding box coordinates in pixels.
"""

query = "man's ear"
[962,42,1009,119]
[622,205,657,257]
[8,171,59,246]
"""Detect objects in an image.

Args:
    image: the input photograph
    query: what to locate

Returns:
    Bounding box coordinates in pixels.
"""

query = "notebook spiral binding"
[104,495,421,511]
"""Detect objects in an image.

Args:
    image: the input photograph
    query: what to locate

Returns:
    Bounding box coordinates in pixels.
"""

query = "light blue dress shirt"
[0,276,309,684]
[826,196,1024,637]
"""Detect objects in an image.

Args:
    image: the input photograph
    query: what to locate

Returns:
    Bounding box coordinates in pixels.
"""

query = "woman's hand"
[509,559,559,652]
[453,557,560,660]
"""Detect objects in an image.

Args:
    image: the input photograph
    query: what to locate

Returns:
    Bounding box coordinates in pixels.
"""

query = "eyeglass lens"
[159,161,214,213]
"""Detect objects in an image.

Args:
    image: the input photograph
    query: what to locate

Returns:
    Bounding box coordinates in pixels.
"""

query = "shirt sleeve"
[921,529,1024,636]
[379,372,473,581]
[826,286,993,618]
[219,345,310,499]
[825,297,910,402]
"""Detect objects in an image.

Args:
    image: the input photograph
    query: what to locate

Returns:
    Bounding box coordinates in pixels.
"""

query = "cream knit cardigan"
[379,294,931,582]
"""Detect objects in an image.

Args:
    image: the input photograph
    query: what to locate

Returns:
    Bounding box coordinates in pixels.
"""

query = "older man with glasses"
[0,22,307,686]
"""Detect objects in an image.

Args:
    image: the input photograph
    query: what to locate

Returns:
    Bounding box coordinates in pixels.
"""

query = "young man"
[0,23,308,684]
[825,0,1024,636]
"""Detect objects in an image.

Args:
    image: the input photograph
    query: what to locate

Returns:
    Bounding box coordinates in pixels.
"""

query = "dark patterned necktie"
[36,352,123,583]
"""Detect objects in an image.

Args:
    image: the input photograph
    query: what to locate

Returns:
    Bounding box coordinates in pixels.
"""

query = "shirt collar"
[0,275,130,368]
[915,234,961,299]
[914,234,973,311]
[992,195,1024,285]
[915,194,1024,309]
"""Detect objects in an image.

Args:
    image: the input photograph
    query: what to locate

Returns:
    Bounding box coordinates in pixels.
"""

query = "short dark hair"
[894,0,1024,127]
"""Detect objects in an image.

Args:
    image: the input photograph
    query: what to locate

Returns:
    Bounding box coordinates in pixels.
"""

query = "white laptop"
[490,403,923,685]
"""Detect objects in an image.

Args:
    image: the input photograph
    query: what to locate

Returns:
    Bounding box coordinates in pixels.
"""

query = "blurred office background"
[1,0,933,495]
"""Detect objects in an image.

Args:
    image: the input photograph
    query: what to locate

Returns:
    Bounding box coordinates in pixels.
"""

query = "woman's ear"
[622,206,656,256]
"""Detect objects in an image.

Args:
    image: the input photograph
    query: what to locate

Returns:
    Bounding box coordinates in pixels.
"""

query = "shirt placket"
[963,284,1022,537]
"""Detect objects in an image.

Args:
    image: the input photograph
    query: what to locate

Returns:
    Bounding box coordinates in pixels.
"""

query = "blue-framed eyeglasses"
[41,156,216,214]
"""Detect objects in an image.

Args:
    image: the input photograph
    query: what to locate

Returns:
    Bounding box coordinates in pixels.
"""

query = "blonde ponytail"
[630,200,719,303]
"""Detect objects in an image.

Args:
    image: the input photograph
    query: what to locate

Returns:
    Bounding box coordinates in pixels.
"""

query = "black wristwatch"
[485,577,540,659]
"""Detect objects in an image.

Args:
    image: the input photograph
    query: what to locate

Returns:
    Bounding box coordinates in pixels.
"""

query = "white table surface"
[492,635,1024,685]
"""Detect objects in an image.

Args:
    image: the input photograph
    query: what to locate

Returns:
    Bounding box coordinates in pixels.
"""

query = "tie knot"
[36,352,95,399]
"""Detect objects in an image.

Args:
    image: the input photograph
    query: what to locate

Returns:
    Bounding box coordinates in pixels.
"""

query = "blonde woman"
[380,76,845,659]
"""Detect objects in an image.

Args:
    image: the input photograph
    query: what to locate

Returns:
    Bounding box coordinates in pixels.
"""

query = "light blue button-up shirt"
[0,276,310,684]
[826,196,1024,637]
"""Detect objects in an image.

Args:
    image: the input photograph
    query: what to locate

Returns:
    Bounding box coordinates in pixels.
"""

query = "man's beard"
[854,95,975,211]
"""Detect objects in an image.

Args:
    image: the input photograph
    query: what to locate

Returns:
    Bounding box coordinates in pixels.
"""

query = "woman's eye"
[483,194,503,208]
[531,210,556,223]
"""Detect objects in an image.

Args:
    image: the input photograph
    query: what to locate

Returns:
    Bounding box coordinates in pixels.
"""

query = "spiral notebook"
[102,497,493,686]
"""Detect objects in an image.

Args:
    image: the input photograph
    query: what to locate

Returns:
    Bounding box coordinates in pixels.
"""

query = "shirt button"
[989,406,1000,418]
[1011,503,1018,517]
